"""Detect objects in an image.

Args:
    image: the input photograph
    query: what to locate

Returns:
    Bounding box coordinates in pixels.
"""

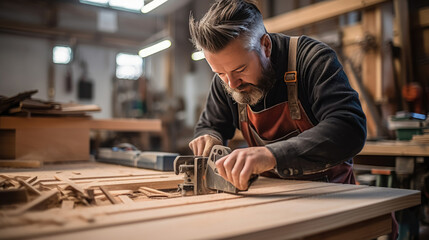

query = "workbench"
[0,116,163,162]
[356,140,429,179]
[0,162,420,240]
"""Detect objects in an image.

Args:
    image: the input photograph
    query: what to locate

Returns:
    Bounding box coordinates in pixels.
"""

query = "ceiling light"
[109,0,144,11]
[139,40,171,58]
[191,51,205,61]
[53,46,72,64]
[116,53,143,80]
[141,0,168,13]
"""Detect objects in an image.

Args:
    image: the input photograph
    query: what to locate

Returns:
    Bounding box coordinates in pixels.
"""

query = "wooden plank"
[393,0,413,96]
[0,129,15,159]
[6,189,59,216]
[54,174,88,198]
[25,176,38,185]
[0,181,347,239]
[0,160,42,168]
[0,116,90,129]
[40,175,174,186]
[85,177,183,191]
[100,186,120,205]
[1,183,418,240]
[61,200,75,210]
[264,0,389,33]
[17,178,41,195]
[15,128,89,162]
[89,119,162,132]
[118,195,134,204]
[303,214,391,240]
[359,140,429,156]
[139,186,171,197]
[419,7,429,27]
[93,187,415,240]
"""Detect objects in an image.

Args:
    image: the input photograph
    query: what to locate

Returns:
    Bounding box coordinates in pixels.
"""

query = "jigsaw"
[174,145,258,196]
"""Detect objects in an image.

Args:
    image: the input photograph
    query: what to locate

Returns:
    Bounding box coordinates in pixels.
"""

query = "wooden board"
[0,178,419,240]
[264,0,389,33]
[0,117,163,162]
[359,140,429,156]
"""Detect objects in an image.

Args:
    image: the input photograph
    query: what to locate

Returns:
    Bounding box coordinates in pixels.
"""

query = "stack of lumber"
[0,90,100,117]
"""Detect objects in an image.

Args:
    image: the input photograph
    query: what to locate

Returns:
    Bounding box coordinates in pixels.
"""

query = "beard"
[221,57,276,106]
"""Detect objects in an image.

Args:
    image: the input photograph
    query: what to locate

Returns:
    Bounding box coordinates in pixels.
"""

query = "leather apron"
[238,36,355,184]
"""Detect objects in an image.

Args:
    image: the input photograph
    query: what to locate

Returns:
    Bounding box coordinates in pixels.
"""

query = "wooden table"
[0,162,420,240]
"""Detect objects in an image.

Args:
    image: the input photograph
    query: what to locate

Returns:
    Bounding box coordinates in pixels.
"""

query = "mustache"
[236,83,255,91]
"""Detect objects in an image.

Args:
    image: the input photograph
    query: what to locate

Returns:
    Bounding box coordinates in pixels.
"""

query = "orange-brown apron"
[238,36,354,184]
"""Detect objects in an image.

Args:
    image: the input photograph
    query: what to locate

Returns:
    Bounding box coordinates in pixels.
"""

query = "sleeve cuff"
[266,141,303,178]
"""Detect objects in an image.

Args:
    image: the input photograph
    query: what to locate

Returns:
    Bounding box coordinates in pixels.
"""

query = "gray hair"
[189,0,267,53]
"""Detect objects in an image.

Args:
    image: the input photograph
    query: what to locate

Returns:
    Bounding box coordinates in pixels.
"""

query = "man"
[188,0,366,191]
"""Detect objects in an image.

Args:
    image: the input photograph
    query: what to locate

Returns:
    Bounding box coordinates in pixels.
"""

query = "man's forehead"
[204,49,251,73]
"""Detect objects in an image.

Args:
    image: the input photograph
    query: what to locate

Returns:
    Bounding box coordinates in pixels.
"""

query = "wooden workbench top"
[359,140,429,157]
[0,162,420,240]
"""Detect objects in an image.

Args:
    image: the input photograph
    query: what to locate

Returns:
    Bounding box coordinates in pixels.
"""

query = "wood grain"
[0,180,419,240]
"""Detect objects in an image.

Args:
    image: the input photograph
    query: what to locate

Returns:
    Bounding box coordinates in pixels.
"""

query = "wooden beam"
[393,0,414,92]
[264,0,389,33]
[89,119,162,132]
[419,7,429,27]
[0,19,144,50]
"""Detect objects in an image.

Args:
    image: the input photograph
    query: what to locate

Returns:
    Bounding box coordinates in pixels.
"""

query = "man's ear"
[261,34,272,58]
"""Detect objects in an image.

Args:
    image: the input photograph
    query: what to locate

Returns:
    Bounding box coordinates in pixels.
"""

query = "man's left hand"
[215,147,276,190]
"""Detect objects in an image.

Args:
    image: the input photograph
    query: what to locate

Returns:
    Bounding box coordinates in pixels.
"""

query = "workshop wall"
[0,33,117,119]
[0,34,49,100]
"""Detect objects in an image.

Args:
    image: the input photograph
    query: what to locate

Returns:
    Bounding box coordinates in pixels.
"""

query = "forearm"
[266,115,366,177]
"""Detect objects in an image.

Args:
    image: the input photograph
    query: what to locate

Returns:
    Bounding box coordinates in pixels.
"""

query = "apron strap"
[238,36,301,126]
[285,36,301,120]
[238,103,247,130]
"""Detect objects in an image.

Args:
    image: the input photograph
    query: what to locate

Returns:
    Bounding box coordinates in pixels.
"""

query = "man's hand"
[215,147,276,190]
[189,134,222,157]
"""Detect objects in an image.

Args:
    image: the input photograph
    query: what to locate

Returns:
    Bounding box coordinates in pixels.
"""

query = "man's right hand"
[189,134,222,157]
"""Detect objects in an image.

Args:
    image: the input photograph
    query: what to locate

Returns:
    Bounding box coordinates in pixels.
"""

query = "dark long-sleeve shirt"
[194,34,367,178]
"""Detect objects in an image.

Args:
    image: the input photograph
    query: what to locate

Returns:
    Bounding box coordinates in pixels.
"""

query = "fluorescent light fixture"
[109,0,144,11]
[141,0,168,13]
[139,40,171,58]
[116,53,143,80]
[191,51,205,61]
[80,0,109,6]
[53,46,72,64]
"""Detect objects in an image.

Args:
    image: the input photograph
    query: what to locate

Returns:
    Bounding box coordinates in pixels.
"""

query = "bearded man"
[189,0,366,190]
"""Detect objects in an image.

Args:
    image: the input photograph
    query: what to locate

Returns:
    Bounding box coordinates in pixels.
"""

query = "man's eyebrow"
[212,64,246,74]
[232,64,246,72]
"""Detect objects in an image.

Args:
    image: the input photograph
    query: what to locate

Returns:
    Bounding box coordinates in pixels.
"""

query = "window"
[116,53,143,80]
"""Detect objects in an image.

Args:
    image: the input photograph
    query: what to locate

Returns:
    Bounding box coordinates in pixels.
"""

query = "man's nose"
[227,74,241,89]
